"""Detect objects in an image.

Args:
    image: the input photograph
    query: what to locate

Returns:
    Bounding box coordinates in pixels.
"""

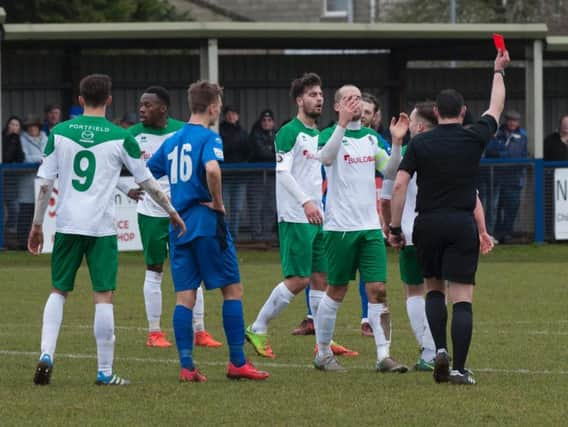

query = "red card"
[493,33,506,52]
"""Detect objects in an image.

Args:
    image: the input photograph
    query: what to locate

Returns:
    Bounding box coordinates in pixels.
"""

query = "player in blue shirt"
[147,80,269,382]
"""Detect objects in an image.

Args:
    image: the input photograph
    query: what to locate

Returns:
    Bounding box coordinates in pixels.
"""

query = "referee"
[388,49,510,385]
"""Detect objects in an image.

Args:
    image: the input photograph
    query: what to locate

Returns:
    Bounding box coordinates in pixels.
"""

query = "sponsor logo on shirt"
[302,149,318,161]
[343,154,374,164]
[80,130,95,144]
[213,147,224,160]
[276,152,284,162]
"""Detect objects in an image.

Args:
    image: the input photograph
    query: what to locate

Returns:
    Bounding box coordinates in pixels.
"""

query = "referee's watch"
[494,69,505,77]
[389,225,402,235]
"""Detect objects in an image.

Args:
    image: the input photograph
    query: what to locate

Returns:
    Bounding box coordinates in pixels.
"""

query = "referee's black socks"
[451,302,473,374]
[425,291,448,352]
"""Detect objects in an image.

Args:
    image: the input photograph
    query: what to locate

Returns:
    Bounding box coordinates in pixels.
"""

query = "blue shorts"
[170,234,241,292]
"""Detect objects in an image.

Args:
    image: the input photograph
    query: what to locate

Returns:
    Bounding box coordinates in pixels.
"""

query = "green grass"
[1,245,567,426]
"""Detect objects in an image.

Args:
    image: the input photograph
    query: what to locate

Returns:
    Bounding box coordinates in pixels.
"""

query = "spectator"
[249,109,277,242]
[2,116,25,246]
[18,114,48,248]
[120,112,138,129]
[484,110,528,243]
[371,98,391,143]
[361,93,391,153]
[219,105,251,239]
[42,104,62,136]
[68,105,83,119]
[544,115,568,161]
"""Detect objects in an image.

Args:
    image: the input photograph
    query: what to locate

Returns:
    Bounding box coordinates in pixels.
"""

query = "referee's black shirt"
[398,115,498,213]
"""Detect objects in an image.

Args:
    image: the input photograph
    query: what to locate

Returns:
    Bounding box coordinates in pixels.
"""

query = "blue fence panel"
[1,162,42,250]
[3,160,568,249]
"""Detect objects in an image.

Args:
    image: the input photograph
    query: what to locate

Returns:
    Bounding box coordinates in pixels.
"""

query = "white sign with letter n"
[554,168,568,240]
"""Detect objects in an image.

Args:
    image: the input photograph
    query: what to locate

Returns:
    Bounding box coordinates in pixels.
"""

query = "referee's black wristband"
[494,69,505,77]
[389,225,402,235]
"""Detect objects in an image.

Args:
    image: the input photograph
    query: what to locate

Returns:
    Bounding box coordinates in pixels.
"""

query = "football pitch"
[0,245,566,426]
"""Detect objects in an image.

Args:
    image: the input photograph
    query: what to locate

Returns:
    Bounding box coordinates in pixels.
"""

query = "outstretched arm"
[484,49,511,123]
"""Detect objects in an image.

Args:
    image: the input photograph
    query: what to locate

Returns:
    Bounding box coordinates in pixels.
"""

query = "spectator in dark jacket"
[249,109,277,241]
[484,110,528,243]
[219,105,251,238]
[2,116,25,243]
[42,104,62,136]
[544,115,568,161]
[18,114,48,248]
[2,116,25,163]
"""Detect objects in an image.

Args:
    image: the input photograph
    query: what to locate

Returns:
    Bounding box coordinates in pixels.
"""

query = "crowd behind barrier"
[2,159,568,250]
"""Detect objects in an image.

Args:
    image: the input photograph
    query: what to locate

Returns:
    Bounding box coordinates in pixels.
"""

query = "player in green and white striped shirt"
[314,84,408,372]
[28,74,185,386]
[245,73,357,359]
[120,87,221,349]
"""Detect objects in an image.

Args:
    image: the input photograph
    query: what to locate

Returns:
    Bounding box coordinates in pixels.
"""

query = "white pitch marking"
[1,350,567,375]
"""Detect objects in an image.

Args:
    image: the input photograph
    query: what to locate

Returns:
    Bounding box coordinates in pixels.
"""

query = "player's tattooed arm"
[32,178,54,226]
[139,177,186,236]
[28,177,54,255]
[139,177,175,214]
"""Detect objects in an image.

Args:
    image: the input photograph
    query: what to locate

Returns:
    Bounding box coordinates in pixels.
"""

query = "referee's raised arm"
[485,49,511,123]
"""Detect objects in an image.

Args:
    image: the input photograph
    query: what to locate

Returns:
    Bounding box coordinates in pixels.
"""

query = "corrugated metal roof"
[3,22,548,42]
[546,36,568,52]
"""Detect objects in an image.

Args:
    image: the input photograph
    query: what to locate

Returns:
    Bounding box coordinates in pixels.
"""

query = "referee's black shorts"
[412,210,479,284]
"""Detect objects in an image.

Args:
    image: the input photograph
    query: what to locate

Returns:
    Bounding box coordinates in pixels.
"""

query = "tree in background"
[384,0,558,23]
[3,0,190,23]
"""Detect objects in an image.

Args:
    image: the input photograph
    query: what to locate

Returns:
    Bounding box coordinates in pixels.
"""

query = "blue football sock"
[173,305,194,370]
[358,277,369,319]
[222,299,246,367]
[305,284,312,317]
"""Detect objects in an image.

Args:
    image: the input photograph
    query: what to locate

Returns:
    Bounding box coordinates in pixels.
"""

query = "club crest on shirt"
[80,130,95,144]
[213,147,224,160]
[276,152,284,162]
[341,138,349,146]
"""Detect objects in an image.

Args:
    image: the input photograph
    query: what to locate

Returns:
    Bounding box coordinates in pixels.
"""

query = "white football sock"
[308,289,325,332]
[407,296,436,361]
[421,323,436,362]
[406,296,426,347]
[315,295,341,357]
[368,303,391,362]
[193,286,205,332]
[94,303,115,376]
[40,293,66,359]
[143,270,163,332]
[251,282,294,334]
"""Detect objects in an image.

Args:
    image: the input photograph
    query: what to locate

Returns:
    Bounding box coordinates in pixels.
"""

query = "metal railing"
[2,160,568,249]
